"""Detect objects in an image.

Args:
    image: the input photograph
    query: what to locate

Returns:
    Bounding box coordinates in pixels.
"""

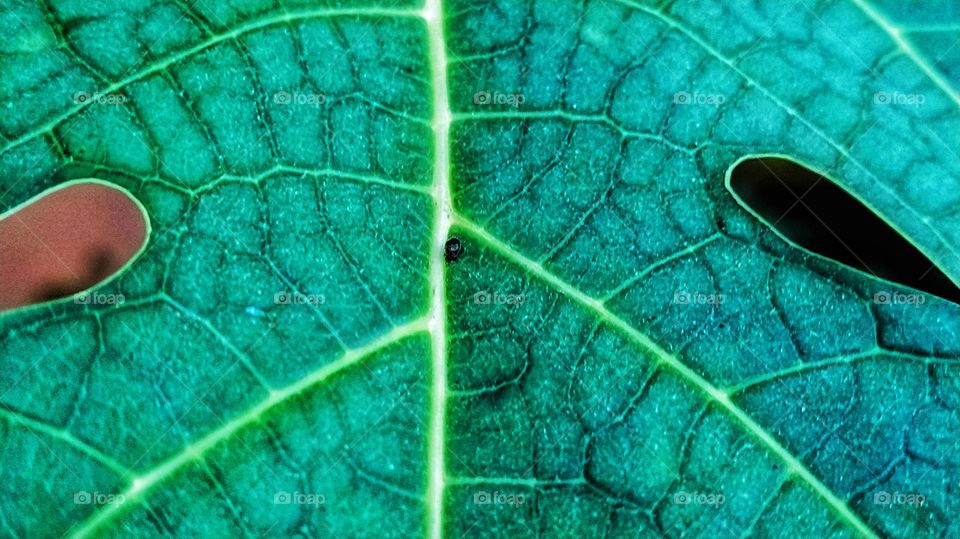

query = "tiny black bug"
[444,237,463,262]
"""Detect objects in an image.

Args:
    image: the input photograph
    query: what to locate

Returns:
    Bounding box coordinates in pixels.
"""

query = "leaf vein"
[454,214,879,539]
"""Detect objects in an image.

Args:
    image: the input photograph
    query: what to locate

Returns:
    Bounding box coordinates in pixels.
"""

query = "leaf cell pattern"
[0,0,958,538]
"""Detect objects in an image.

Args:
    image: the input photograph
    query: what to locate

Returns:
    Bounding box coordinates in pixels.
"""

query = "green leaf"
[0,0,957,537]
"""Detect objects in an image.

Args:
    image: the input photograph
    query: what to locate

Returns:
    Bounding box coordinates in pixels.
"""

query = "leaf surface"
[0,0,958,537]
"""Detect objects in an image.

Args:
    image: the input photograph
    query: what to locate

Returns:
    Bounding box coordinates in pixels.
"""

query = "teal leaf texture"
[0,0,958,537]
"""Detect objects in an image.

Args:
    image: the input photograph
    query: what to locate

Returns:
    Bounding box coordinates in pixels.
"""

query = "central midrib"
[52,2,887,537]
[422,0,453,538]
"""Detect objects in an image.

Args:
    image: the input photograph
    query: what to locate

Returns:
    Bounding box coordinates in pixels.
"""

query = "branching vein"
[66,317,428,538]
[454,214,880,539]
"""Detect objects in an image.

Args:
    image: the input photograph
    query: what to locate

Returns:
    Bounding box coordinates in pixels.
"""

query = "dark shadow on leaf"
[31,248,116,302]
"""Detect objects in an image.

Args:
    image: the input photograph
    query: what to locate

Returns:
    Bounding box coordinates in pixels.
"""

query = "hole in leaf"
[727,156,960,303]
[0,180,149,312]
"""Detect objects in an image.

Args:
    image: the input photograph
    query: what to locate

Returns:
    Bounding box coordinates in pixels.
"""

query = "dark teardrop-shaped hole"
[727,156,960,304]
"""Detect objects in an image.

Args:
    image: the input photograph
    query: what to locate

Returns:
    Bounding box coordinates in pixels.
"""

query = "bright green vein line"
[602,233,724,302]
[850,0,960,109]
[0,6,421,156]
[455,215,880,539]
[163,294,273,391]
[612,0,960,282]
[0,407,128,476]
[422,0,453,536]
[190,165,433,196]
[726,348,952,394]
[66,317,429,539]
[451,110,695,153]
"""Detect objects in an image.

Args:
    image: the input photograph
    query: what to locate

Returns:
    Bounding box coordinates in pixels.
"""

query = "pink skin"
[0,182,147,311]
